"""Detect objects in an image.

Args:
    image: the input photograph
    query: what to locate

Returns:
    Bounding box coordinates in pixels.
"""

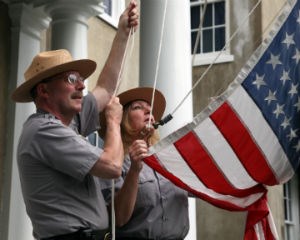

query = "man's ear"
[36,83,49,98]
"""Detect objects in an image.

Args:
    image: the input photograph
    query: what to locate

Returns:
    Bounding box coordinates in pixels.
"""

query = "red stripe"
[210,102,278,185]
[263,217,276,240]
[174,131,265,197]
[245,196,276,240]
[144,154,271,240]
[143,154,257,211]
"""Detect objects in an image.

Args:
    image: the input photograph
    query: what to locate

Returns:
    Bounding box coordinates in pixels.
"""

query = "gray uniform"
[102,155,189,240]
[17,93,108,239]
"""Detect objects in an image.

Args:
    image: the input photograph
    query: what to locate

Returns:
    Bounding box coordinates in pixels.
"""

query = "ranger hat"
[11,49,96,102]
[98,87,166,138]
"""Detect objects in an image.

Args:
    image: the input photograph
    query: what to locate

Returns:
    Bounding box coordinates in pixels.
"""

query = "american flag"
[143,0,300,239]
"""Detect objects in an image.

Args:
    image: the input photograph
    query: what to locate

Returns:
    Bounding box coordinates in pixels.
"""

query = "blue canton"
[242,1,300,170]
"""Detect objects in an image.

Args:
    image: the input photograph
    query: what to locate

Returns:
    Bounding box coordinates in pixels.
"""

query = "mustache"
[71,92,83,99]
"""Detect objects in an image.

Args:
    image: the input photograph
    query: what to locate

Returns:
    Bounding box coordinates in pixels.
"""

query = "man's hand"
[105,96,123,126]
[118,0,139,35]
[92,1,139,112]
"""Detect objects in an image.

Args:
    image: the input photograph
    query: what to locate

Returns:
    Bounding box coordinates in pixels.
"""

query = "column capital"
[8,3,50,39]
[33,0,104,23]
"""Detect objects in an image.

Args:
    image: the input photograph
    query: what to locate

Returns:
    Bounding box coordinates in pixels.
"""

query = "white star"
[292,48,300,64]
[293,140,300,152]
[288,83,298,97]
[266,53,282,69]
[264,90,277,105]
[252,74,266,90]
[282,33,295,48]
[287,128,298,141]
[294,97,300,112]
[281,116,291,129]
[273,104,285,118]
[280,70,291,85]
[297,10,300,25]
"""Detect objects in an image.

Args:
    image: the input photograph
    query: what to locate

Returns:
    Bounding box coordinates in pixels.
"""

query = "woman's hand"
[128,139,148,172]
[139,125,155,141]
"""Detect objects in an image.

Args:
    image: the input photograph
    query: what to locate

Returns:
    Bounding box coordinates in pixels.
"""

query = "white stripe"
[194,117,258,189]
[254,222,266,240]
[253,206,279,240]
[155,144,264,208]
[228,86,294,183]
[267,203,279,239]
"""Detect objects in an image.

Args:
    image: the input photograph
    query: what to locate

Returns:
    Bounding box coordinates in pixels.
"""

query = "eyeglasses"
[66,73,84,85]
[41,72,85,86]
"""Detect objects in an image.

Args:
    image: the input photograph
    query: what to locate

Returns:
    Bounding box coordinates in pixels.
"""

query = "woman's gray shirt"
[102,155,190,240]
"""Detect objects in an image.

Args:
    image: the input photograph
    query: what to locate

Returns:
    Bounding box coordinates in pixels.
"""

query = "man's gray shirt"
[17,93,108,239]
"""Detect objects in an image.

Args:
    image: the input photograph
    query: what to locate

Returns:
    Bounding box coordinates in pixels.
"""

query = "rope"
[111,180,115,240]
[152,0,207,128]
[213,0,288,98]
[107,1,288,238]
[170,0,263,116]
[111,26,135,240]
[147,0,168,128]
[113,27,135,96]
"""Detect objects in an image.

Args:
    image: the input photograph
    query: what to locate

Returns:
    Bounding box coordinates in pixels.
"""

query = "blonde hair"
[121,104,160,154]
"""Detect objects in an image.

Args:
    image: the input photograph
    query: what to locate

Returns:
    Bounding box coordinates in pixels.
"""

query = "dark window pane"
[103,0,112,15]
[98,137,104,148]
[191,31,201,54]
[215,27,225,51]
[190,1,226,55]
[288,199,292,221]
[203,4,212,27]
[215,2,225,25]
[286,226,291,240]
[287,182,291,198]
[191,6,200,29]
[283,183,287,196]
[88,133,96,146]
[203,29,213,53]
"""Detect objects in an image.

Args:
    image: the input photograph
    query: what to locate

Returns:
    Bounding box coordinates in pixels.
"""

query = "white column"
[7,3,50,240]
[42,0,103,93]
[140,0,196,239]
[42,0,103,59]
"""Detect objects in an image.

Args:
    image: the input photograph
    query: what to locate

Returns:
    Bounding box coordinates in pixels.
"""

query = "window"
[190,0,233,65]
[102,0,112,15]
[284,176,300,240]
[99,0,125,28]
[87,132,104,148]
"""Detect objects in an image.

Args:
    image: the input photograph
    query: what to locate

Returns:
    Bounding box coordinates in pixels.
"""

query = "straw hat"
[11,49,96,102]
[98,87,166,138]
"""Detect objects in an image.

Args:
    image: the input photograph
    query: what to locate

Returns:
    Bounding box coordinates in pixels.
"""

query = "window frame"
[87,131,104,148]
[99,0,125,28]
[190,0,234,66]
[283,175,300,240]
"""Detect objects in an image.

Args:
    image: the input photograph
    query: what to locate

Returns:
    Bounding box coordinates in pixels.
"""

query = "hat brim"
[98,87,166,138]
[11,59,96,102]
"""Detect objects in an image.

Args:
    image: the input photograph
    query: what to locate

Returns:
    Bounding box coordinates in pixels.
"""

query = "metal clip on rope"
[153,114,173,129]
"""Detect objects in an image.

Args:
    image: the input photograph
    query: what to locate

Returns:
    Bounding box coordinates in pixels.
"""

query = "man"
[11,1,139,240]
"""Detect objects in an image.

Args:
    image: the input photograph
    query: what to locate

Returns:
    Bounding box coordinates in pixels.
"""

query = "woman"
[100,87,189,240]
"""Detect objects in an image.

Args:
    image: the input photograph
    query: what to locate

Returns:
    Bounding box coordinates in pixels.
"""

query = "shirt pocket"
[135,169,158,208]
